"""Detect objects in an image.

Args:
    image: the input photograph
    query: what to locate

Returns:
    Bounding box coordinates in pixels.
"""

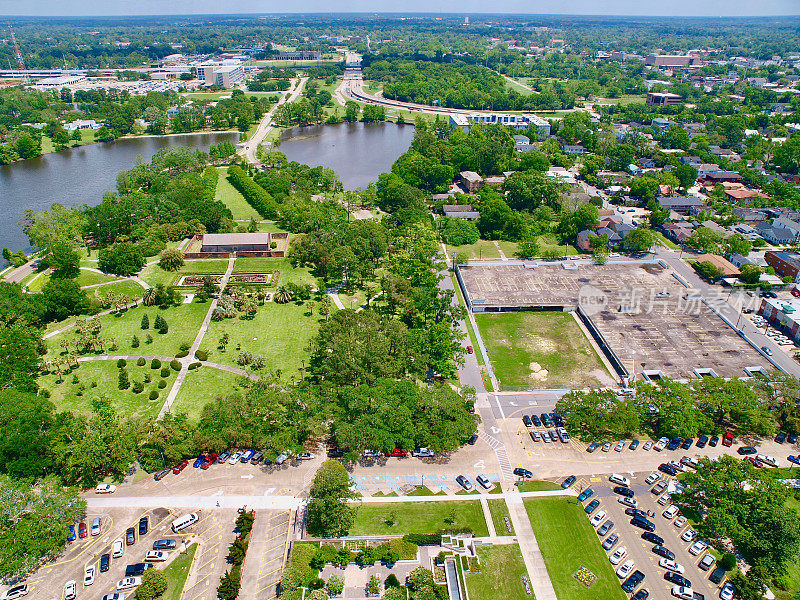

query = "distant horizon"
[0,1,797,18]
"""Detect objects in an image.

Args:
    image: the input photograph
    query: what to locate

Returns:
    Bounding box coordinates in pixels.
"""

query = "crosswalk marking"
[478,430,513,480]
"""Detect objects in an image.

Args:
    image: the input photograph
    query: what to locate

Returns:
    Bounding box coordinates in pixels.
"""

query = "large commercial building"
[646,92,683,106]
[759,297,800,343]
[645,55,701,68]
[449,113,550,137]
[766,251,800,282]
[274,51,322,60]
[197,63,244,88]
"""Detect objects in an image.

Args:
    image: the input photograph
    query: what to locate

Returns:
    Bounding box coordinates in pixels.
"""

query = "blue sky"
[0,0,797,16]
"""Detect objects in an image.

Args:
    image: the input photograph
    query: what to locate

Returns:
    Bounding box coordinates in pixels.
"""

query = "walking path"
[492,240,509,261]
[326,283,345,309]
[43,301,140,339]
[241,77,307,164]
[480,497,497,537]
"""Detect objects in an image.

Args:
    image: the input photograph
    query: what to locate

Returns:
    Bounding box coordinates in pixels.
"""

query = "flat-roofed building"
[646,92,683,106]
[201,232,272,252]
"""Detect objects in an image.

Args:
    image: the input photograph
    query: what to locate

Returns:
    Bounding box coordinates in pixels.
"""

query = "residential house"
[657,196,707,213]
[700,220,731,238]
[459,171,483,193]
[699,171,743,184]
[732,207,768,223]
[595,226,623,246]
[772,218,800,242]
[639,158,656,169]
[513,135,532,152]
[731,223,763,241]
[442,204,480,221]
[484,175,506,187]
[661,221,696,243]
[756,223,796,245]
[651,117,674,131]
[695,254,741,278]
[562,144,586,155]
[695,163,721,178]
[576,229,596,252]
[724,188,767,203]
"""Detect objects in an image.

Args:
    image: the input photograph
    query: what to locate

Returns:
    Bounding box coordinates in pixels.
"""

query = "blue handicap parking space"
[386,478,401,491]
[404,475,422,486]
[484,472,501,482]
[350,476,365,491]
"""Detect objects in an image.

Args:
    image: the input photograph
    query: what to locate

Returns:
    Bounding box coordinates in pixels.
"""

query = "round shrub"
[158,380,167,389]
[175,350,189,358]
[116,358,127,368]
[160,367,170,377]
[188,362,201,370]
[195,349,208,361]
[132,381,144,394]
[137,357,146,366]
[151,358,161,369]
[170,359,181,371]
[149,390,159,400]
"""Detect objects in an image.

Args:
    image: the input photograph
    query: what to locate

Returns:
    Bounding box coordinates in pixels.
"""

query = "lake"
[0,132,240,255]
[278,122,414,190]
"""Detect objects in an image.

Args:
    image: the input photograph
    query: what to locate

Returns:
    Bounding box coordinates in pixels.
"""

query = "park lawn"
[517,481,563,492]
[162,543,198,600]
[465,544,530,600]
[257,221,290,234]
[487,499,515,535]
[536,233,579,256]
[234,257,315,287]
[504,77,535,96]
[448,240,502,261]
[38,359,175,419]
[88,280,147,302]
[474,311,614,390]
[45,301,210,360]
[170,365,248,421]
[140,259,229,288]
[349,501,489,537]
[496,240,519,258]
[215,167,261,221]
[525,496,626,600]
[202,298,319,381]
[76,269,122,287]
[653,231,680,250]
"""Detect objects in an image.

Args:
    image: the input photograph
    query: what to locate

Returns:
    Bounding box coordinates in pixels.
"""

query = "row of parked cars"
[152,449,308,481]
[587,432,735,454]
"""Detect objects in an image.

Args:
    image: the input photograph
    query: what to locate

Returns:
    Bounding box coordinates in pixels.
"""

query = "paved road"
[240,77,307,163]
[239,509,292,600]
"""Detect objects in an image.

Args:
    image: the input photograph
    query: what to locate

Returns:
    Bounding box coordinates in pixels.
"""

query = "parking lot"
[579,473,723,600]
[22,506,228,600]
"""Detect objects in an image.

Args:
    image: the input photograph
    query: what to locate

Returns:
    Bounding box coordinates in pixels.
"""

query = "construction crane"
[7,22,30,84]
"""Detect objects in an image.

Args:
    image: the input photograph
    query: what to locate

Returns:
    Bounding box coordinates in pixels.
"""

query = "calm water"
[0,132,239,254]
[278,122,414,190]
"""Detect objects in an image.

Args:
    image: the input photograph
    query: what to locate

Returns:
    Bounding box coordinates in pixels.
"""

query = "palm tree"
[142,288,156,306]
[274,286,292,304]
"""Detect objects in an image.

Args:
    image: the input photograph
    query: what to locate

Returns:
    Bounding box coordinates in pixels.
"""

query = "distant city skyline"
[0,0,798,17]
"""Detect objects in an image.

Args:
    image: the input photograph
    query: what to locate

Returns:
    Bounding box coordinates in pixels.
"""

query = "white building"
[197,63,244,88]
[449,113,551,138]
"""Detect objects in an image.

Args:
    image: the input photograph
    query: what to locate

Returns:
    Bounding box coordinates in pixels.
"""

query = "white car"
[228,452,242,464]
[296,452,316,460]
[95,483,117,494]
[112,538,124,558]
[720,582,736,600]
[643,440,654,451]
[674,516,687,528]
[84,564,96,586]
[412,448,435,457]
[659,558,685,574]
[609,547,628,565]
[590,510,607,527]
[655,437,669,451]
[116,577,142,591]
[602,442,611,452]
[658,493,672,506]
[662,505,680,519]
[668,460,688,472]
[0,585,28,600]
[689,540,708,556]
[616,559,635,579]
[145,550,168,562]
[645,472,661,485]
[756,453,778,467]
[617,496,638,508]
[64,581,77,600]
[681,528,698,542]
[672,586,694,600]
[614,441,625,452]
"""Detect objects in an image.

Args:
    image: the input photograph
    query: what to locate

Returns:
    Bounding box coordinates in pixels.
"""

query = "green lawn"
[474,311,613,390]
[38,360,175,419]
[517,481,562,492]
[45,301,210,360]
[140,259,229,288]
[525,497,626,600]
[465,545,531,600]
[349,501,489,536]
[504,77,536,96]
[87,280,146,301]
[41,129,94,154]
[216,167,262,221]
[536,233,579,257]
[447,240,501,261]
[487,499,515,535]
[170,366,248,421]
[163,543,198,600]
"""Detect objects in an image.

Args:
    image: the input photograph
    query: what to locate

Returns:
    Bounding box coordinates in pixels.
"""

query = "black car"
[532,414,542,427]
[709,435,719,447]
[681,438,694,450]
[586,442,600,453]
[632,590,650,600]
[613,485,634,498]
[776,431,787,444]
[153,539,177,551]
[513,467,533,478]
[138,516,149,536]
[697,435,709,448]
[665,572,691,587]
[652,545,675,560]
[659,463,679,476]
[125,563,152,577]
[625,508,648,518]
[455,475,472,491]
[789,433,799,445]
[597,520,614,536]
[100,553,110,572]
[541,414,553,427]
[467,433,478,445]
[737,446,757,455]
[631,516,656,532]
[327,448,346,458]
[561,475,576,489]
[523,415,533,428]
[667,437,681,451]
[125,527,136,545]
[621,570,645,593]
[641,531,664,545]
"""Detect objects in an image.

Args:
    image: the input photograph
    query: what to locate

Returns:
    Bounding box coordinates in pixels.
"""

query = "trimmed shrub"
[151,358,161,369]
[149,390,159,400]
[158,379,167,389]
[188,362,201,370]
[137,357,146,367]
[175,350,189,358]
[195,349,208,361]
[144,374,151,383]
[118,368,130,390]
[160,367,170,377]
[132,381,144,394]
[227,165,278,219]
[170,359,181,371]
[116,358,127,368]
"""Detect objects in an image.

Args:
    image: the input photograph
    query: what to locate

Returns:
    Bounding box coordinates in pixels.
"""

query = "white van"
[756,453,778,467]
[609,473,630,487]
[171,512,199,533]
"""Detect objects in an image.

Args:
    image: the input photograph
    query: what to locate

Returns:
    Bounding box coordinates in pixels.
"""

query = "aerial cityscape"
[1,6,800,600]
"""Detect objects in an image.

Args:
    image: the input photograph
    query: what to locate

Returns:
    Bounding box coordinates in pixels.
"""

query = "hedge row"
[227,165,278,219]
[202,166,219,201]
[217,510,256,600]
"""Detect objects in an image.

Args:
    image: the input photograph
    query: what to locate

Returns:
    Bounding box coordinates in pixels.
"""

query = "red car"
[744,456,763,468]
[792,288,800,298]
[78,522,88,539]
[466,346,474,354]
[722,431,734,447]
[172,460,188,474]
[387,448,407,458]
[201,453,218,469]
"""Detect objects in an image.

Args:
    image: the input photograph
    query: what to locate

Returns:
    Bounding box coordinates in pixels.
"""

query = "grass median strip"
[163,542,198,600]
[349,501,489,536]
[465,544,531,600]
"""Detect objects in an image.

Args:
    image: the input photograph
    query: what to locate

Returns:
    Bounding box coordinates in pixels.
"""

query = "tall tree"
[306,460,359,538]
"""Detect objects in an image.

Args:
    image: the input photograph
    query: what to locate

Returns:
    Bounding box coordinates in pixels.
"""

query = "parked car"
[618,496,638,508]
[681,438,693,450]
[652,481,667,495]
[720,582,736,600]
[100,595,125,600]
[530,430,542,443]
[172,460,188,474]
[653,545,675,560]
[577,488,594,502]
[630,439,640,450]
[95,483,117,494]
[240,450,255,463]
[297,452,317,460]
[228,452,242,464]
[681,529,698,542]
[632,590,650,600]
[621,570,645,593]
[513,467,533,478]
[64,581,76,600]
[670,584,694,599]
[584,499,600,514]
[709,435,719,447]
[586,442,600,453]
[217,452,230,463]
[642,532,664,546]
[602,532,619,550]
[250,451,263,464]
[476,474,492,489]
[789,433,798,444]
[153,539,177,550]
[659,463,679,476]
[660,559,685,574]
[145,550,168,562]
[654,437,669,452]
[201,453,218,469]
[455,475,472,491]
[590,511,607,527]
[522,415,533,428]
[85,564,96,586]
[154,469,169,481]
[762,346,773,356]
[617,559,635,579]
[722,432,734,447]
[663,505,680,520]
[192,454,206,468]
[709,566,726,585]
[597,520,614,536]
[680,456,699,469]
[613,486,634,498]
[0,585,28,600]
[78,522,88,538]
[689,540,708,556]
[737,446,757,455]
[631,516,655,532]
[412,447,435,457]
[361,449,380,459]
[466,345,473,354]
[468,433,479,445]
[602,442,612,452]
[699,553,715,571]
[776,431,787,444]
[125,564,151,577]
[531,415,542,427]
[116,577,142,591]
[125,527,136,546]
[697,435,709,448]
[645,472,661,485]
[91,517,102,536]
[643,440,654,451]
[112,538,124,558]
[658,493,672,506]
[67,524,76,541]
[625,508,648,518]
[610,547,628,565]
[667,437,682,451]
[609,473,631,486]
[138,516,149,536]
[789,455,800,465]
[674,516,687,528]
[756,453,779,467]
[561,475,576,489]
[614,441,625,452]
